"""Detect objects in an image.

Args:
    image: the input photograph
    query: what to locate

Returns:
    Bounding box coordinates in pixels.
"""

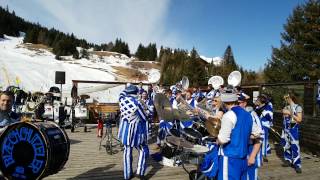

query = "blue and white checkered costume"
[118,91,149,179]
[257,104,273,157]
[281,104,302,169]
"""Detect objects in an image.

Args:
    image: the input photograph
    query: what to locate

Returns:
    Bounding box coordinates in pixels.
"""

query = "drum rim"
[183,128,202,140]
[185,144,209,154]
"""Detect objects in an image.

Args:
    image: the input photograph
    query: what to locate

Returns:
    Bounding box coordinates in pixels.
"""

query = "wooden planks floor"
[44,126,320,180]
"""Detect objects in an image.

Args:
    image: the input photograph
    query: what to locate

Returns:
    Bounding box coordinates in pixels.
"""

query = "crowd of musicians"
[117,82,303,180]
[0,80,303,179]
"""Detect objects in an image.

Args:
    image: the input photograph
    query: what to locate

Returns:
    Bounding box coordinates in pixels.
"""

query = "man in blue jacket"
[217,92,259,180]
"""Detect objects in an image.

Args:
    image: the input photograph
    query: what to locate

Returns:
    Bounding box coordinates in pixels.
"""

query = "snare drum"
[185,144,209,155]
[0,121,70,180]
[182,128,202,144]
[202,136,216,146]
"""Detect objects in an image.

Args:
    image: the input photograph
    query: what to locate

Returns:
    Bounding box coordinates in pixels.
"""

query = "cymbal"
[154,93,174,121]
[205,117,221,137]
[172,109,192,121]
[166,136,193,149]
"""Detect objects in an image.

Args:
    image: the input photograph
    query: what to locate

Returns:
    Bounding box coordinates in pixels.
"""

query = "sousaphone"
[227,70,242,87]
[208,76,224,90]
[181,76,189,90]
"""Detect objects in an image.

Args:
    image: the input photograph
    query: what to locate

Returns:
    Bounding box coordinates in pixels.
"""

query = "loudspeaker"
[55,71,65,84]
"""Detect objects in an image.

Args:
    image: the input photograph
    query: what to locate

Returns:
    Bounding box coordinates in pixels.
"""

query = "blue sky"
[0,0,306,71]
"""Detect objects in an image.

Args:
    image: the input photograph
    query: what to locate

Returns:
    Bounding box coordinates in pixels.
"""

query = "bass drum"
[0,121,70,180]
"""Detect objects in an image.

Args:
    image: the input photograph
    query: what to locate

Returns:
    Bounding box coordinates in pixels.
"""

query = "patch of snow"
[0,35,160,103]
[200,55,223,65]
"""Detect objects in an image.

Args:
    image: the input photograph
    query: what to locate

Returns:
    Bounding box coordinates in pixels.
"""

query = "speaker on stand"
[55,71,65,125]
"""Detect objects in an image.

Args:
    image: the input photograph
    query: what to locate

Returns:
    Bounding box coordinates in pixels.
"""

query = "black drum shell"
[0,122,70,180]
[169,128,180,137]
[182,128,202,144]
[161,140,182,159]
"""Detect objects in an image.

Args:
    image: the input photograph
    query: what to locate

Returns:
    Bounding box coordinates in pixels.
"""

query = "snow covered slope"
[0,35,160,103]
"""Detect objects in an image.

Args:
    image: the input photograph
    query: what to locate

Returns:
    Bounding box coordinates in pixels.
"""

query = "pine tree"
[221,45,239,79]
[81,49,89,59]
[135,43,145,60]
[265,0,320,82]
[111,38,131,57]
[223,45,238,69]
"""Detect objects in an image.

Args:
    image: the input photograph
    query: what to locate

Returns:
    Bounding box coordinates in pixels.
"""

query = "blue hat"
[125,85,139,94]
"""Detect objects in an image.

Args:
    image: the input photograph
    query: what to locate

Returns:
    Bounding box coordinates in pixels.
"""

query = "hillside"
[0,35,161,102]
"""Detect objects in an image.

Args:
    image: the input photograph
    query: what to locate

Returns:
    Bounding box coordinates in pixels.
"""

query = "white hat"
[221,92,238,102]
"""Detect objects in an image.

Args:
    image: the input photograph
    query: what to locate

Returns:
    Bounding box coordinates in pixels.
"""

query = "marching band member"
[138,82,144,94]
[171,90,182,109]
[140,91,155,121]
[210,95,225,120]
[200,95,224,179]
[192,87,205,102]
[180,90,197,129]
[281,93,303,174]
[118,85,149,180]
[150,84,158,101]
[141,90,155,138]
[238,93,263,180]
[255,95,273,162]
[170,82,183,98]
[147,84,153,100]
[202,95,225,126]
[217,92,260,180]
[205,84,220,110]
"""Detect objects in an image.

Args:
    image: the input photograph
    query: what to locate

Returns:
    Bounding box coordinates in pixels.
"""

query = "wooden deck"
[45,126,320,180]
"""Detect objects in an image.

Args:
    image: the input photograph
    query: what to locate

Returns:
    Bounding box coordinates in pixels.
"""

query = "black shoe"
[295,167,302,174]
[282,160,291,167]
[135,174,147,180]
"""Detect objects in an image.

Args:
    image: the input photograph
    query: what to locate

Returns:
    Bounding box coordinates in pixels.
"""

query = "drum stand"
[99,118,122,154]
[181,152,207,180]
